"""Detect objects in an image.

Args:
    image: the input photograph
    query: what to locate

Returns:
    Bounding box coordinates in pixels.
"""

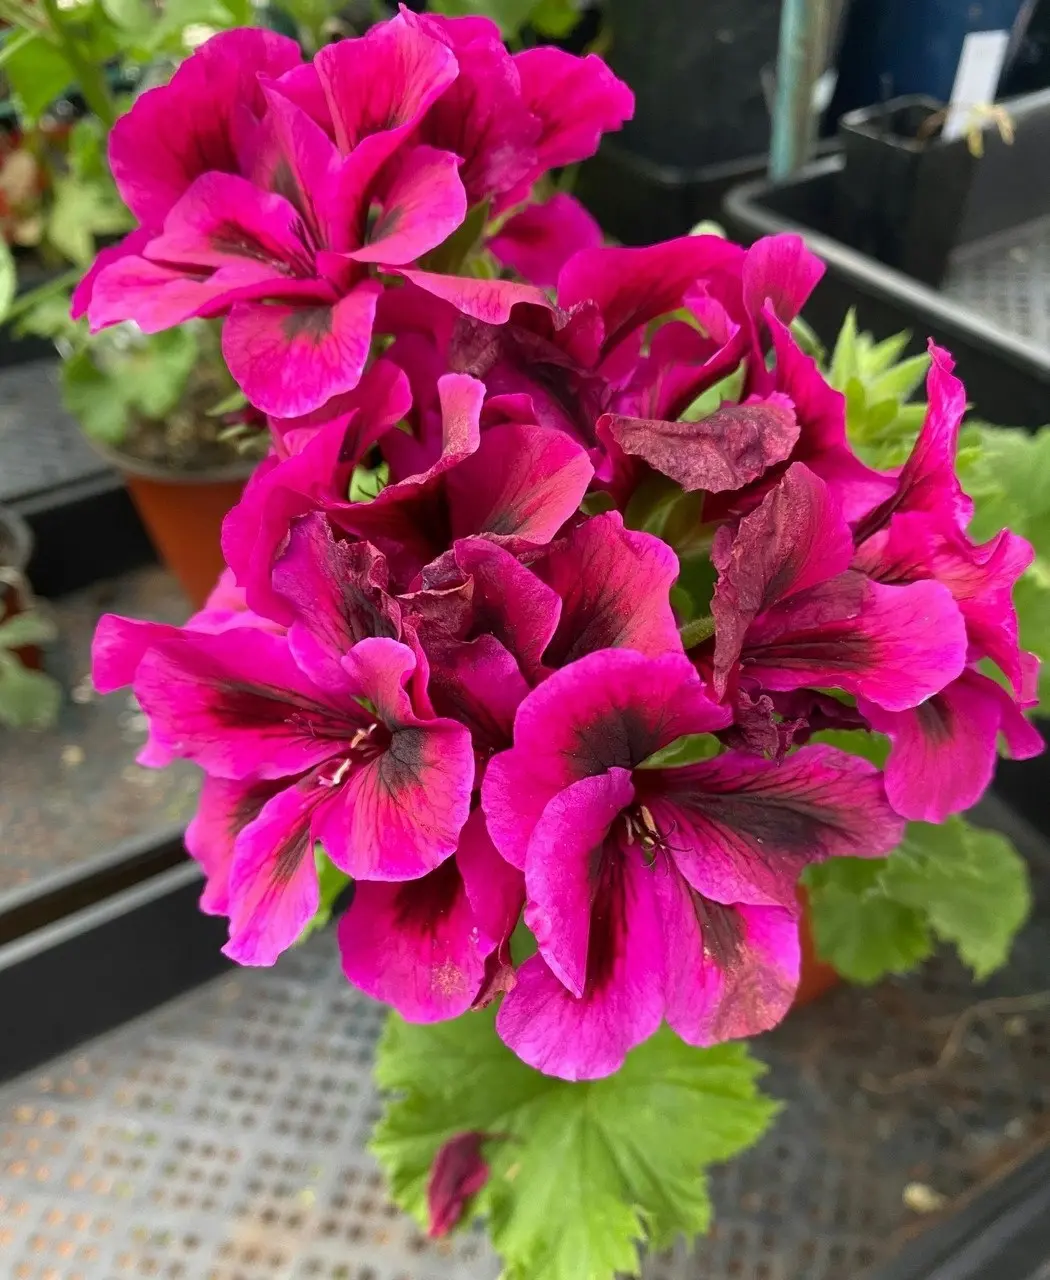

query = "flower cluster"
[71,7,630,417]
[89,15,1041,1084]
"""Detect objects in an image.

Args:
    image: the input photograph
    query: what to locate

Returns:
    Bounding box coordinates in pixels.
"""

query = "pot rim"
[89,437,259,486]
[0,504,33,572]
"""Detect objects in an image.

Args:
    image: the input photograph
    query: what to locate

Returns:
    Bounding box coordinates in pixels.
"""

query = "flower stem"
[39,0,117,130]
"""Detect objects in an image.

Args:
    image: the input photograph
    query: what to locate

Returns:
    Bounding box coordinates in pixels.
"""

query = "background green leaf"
[804,817,1031,984]
[0,653,61,729]
[2,34,75,120]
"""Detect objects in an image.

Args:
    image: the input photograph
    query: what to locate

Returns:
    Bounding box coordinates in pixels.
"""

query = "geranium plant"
[82,9,1043,1278]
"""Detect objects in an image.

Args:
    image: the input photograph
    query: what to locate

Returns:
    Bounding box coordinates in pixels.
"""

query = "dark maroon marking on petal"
[211,681,364,741]
[207,220,313,277]
[671,776,860,858]
[691,894,744,969]
[230,779,285,841]
[568,706,665,775]
[272,815,314,884]
[742,626,877,674]
[690,889,795,1041]
[367,200,403,245]
[383,723,424,770]
[393,857,462,934]
[282,306,334,342]
[916,695,953,744]
[585,838,631,991]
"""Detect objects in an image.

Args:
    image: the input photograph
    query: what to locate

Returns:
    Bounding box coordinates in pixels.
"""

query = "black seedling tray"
[724,154,1050,427]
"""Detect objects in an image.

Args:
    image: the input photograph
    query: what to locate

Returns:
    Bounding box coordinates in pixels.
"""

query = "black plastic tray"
[724,155,1050,428]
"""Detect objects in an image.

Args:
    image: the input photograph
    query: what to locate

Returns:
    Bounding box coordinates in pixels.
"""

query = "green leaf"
[827,307,859,390]
[0,240,16,325]
[429,0,538,37]
[529,0,580,37]
[122,326,199,419]
[803,858,933,983]
[372,1011,777,1280]
[47,175,131,267]
[101,0,152,31]
[0,653,61,729]
[680,363,746,422]
[808,727,889,768]
[61,347,131,444]
[298,846,351,942]
[639,731,721,769]
[0,611,58,650]
[349,460,389,503]
[805,816,1031,985]
[418,199,491,275]
[2,35,75,120]
[882,818,1031,980]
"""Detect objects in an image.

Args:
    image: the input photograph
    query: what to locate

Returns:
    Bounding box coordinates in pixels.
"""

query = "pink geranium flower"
[482,649,904,1079]
[73,12,632,417]
[710,463,968,711]
[849,346,1043,819]
[94,620,473,966]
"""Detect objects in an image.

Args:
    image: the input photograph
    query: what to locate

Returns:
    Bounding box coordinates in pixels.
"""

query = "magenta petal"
[272,513,400,685]
[523,768,635,997]
[395,269,553,324]
[712,463,854,696]
[88,253,285,333]
[497,848,663,1081]
[744,574,968,711]
[350,145,467,266]
[421,634,529,755]
[223,778,326,966]
[221,418,355,624]
[648,743,904,908]
[434,536,562,681]
[860,670,1043,821]
[108,28,302,228]
[312,637,475,879]
[416,27,539,205]
[92,613,180,693]
[603,392,799,494]
[488,194,602,288]
[185,775,286,916]
[222,282,383,417]
[72,228,151,318]
[658,879,800,1045]
[338,857,485,1021]
[512,47,634,184]
[446,422,593,543]
[133,627,355,780]
[557,235,745,360]
[538,511,682,667]
[457,809,524,950]
[857,510,1034,698]
[482,649,730,869]
[314,13,458,165]
[742,234,824,325]
[856,342,973,540]
[144,172,309,274]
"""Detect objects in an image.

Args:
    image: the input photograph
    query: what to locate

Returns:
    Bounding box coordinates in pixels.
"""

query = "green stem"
[679,615,716,650]
[39,0,116,128]
[5,266,81,324]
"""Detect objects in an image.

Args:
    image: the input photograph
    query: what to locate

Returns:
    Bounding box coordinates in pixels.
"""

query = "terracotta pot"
[96,449,254,609]
[0,504,42,669]
[793,896,840,1007]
